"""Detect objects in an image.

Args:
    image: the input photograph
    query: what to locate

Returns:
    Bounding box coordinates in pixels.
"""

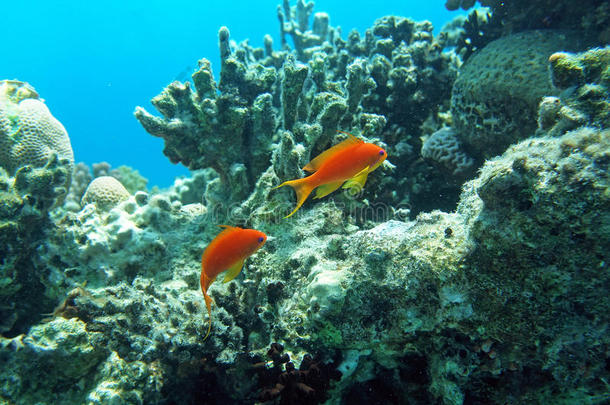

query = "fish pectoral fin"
[313,180,345,199]
[342,166,370,191]
[223,258,245,283]
[303,132,363,172]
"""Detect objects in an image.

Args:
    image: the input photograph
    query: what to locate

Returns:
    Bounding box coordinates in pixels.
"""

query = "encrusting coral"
[545,46,610,133]
[0,155,71,335]
[456,126,609,403]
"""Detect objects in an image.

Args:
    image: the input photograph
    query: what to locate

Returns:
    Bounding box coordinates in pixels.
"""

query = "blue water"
[1,0,463,187]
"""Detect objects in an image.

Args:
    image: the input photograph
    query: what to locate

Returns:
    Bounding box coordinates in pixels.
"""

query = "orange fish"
[200,225,267,341]
[274,131,387,218]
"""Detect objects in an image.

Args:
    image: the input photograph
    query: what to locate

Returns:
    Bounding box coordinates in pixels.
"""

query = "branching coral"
[135,1,460,217]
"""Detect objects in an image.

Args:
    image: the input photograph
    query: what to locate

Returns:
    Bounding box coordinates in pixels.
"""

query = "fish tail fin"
[202,291,213,341]
[200,272,214,341]
[274,178,315,218]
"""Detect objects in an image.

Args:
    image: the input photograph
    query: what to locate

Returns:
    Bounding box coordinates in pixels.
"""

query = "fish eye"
[258,236,264,243]
[379,150,385,156]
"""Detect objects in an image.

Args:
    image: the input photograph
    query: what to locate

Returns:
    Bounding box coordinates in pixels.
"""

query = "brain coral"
[81,176,130,210]
[0,80,74,177]
[421,127,474,176]
[451,30,582,160]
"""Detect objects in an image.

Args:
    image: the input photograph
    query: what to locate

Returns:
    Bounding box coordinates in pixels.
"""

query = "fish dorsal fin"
[215,225,239,238]
[206,225,239,246]
[218,224,238,230]
[203,226,239,261]
[223,258,245,283]
[303,131,363,173]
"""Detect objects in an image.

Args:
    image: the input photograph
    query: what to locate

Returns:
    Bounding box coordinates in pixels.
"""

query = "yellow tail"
[274,178,315,218]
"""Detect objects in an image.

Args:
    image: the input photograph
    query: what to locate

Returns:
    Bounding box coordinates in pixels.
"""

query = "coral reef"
[81,176,131,211]
[446,0,610,49]
[545,46,610,133]
[0,154,71,335]
[2,124,608,402]
[2,1,609,404]
[0,81,74,337]
[0,80,74,200]
[450,30,583,161]
[135,5,461,216]
[457,126,609,403]
[254,342,342,404]
[421,127,474,176]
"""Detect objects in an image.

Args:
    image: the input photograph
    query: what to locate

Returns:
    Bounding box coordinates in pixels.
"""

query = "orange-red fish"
[274,131,387,218]
[200,225,267,341]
